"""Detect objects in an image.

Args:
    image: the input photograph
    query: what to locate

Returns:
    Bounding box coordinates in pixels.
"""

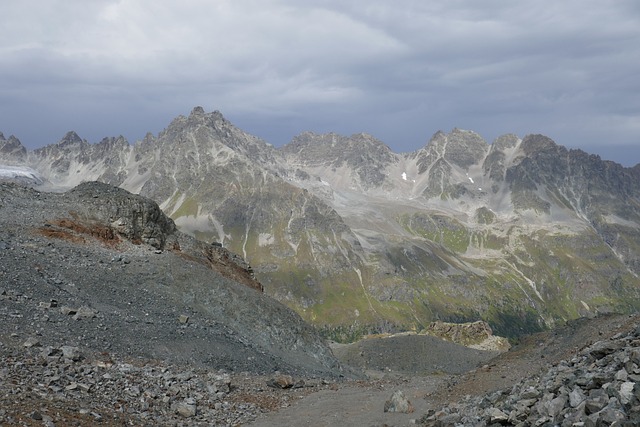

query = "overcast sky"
[1,1,639,166]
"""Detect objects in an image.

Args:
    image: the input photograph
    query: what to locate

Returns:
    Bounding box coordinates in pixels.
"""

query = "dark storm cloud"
[0,0,638,165]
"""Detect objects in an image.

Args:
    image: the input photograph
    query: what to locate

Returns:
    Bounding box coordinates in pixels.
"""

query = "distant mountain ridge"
[2,107,639,340]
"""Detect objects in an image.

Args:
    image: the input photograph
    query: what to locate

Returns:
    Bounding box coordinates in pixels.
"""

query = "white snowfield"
[0,165,44,185]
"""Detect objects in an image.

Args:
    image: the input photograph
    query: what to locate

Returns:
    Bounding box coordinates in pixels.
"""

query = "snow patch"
[0,165,43,185]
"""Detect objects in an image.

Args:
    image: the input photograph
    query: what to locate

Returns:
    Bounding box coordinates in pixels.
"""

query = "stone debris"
[73,305,98,320]
[0,343,342,426]
[22,336,40,348]
[174,398,197,417]
[267,374,295,389]
[420,323,640,426]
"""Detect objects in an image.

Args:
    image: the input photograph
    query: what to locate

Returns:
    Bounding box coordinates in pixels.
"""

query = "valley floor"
[253,313,639,426]
[2,313,636,426]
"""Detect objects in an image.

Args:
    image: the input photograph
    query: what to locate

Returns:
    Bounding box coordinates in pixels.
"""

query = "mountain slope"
[1,107,639,339]
[0,181,342,376]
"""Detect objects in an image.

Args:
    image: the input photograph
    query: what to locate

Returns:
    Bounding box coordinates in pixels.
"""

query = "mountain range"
[2,107,639,340]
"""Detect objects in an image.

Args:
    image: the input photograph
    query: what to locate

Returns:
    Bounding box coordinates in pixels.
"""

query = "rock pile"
[0,343,338,426]
[420,321,640,426]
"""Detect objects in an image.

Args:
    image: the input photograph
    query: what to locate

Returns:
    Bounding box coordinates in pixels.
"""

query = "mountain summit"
[2,107,639,339]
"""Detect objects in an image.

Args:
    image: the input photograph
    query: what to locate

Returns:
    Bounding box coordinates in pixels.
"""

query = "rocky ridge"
[1,107,639,339]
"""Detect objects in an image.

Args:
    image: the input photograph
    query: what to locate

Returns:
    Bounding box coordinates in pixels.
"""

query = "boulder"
[384,390,414,414]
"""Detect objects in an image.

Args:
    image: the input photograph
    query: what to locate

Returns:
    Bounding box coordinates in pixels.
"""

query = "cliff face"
[2,107,639,339]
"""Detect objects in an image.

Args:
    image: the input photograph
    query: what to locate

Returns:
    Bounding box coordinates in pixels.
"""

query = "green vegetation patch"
[172,197,199,219]
[398,212,469,253]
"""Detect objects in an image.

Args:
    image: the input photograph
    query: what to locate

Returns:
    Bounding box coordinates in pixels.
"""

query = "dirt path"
[250,375,447,426]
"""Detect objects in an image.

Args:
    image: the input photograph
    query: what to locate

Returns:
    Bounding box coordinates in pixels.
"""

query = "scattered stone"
[175,398,197,417]
[267,374,295,389]
[72,306,97,320]
[22,337,40,348]
[59,306,77,316]
[178,314,189,324]
[209,373,231,393]
[39,299,58,309]
[61,345,82,362]
[485,407,509,423]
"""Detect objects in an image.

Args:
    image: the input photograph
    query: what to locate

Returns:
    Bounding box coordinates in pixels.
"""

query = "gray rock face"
[282,131,398,189]
[68,181,177,249]
[0,133,27,161]
[413,128,488,174]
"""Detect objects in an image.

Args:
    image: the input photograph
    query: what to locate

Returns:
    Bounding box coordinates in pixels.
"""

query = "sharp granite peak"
[2,107,639,340]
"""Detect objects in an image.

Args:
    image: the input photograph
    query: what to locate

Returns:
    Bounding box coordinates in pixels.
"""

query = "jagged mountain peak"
[57,130,86,147]
[284,130,393,157]
[187,106,229,128]
[157,107,276,165]
[519,133,564,156]
[0,133,27,161]
[97,135,129,147]
[413,128,489,177]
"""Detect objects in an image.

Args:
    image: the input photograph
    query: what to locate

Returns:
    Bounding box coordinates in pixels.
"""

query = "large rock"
[67,181,177,249]
[384,390,414,413]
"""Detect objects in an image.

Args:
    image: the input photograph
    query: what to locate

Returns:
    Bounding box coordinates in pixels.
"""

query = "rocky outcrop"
[422,321,511,351]
[384,390,415,413]
[67,181,177,249]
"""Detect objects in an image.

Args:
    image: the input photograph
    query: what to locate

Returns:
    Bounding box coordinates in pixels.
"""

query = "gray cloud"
[0,0,638,165]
